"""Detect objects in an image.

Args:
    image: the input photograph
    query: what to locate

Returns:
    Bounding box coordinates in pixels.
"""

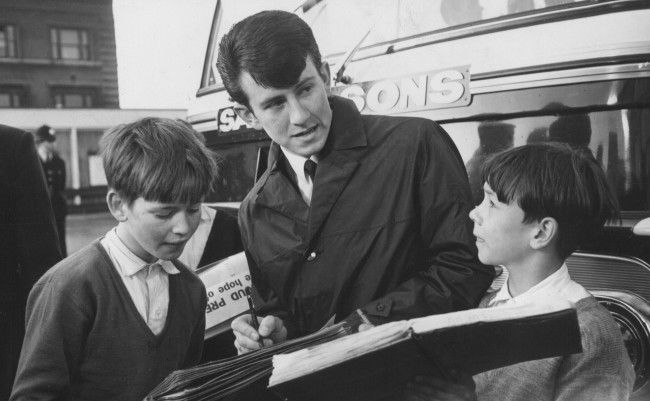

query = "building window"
[50,28,90,60]
[0,86,23,108]
[52,88,95,108]
[0,24,17,58]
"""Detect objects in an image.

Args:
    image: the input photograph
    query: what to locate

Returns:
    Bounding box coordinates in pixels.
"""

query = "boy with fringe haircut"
[407,142,635,401]
[11,118,218,401]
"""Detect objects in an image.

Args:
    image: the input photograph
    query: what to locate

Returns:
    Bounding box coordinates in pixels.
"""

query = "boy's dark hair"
[100,117,218,205]
[483,142,619,259]
[216,10,322,109]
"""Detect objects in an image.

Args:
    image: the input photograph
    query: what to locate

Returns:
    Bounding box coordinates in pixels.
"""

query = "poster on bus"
[196,252,251,336]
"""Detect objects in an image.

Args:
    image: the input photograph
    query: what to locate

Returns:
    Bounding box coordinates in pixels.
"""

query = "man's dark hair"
[216,10,322,109]
[482,142,619,259]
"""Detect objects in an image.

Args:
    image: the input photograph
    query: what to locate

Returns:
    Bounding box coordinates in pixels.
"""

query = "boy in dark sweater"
[11,118,218,401]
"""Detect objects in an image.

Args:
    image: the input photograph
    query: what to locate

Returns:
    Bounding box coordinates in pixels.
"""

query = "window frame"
[50,27,91,61]
[51,87,97,108]
[0,85,24,108]
[0,23,18,58]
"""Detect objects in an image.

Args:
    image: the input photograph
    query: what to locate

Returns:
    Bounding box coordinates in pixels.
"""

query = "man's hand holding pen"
[246,293,265,349]
[231,314,287,354]
[231,296,288,354]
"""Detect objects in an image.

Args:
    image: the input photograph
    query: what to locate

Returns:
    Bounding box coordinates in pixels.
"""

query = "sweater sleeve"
[554,304,635,401]
[10,281,91,401]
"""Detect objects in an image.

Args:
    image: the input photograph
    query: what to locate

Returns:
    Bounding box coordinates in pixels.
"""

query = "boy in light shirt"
[11,118,218,401]
[406,142,635,401]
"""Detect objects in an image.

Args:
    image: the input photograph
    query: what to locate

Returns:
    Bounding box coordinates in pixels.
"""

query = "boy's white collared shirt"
[101,228,180,335]
[487,263,591,308]
[282,146,317,206]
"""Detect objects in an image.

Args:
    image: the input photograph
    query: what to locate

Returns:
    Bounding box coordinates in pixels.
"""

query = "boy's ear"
[529,217,558,250]
[233,105,263,131]
[106,189,128,222]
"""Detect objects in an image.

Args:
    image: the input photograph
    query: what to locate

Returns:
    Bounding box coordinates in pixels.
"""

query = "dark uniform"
[41,154,67,256]
[36,125,68,257]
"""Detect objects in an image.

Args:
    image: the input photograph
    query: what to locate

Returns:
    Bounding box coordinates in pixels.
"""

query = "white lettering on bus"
[366,80,400,112]
[336,67,469,114]
[398,75,427,109]
[429,69,464,104]
[218,108,249,132]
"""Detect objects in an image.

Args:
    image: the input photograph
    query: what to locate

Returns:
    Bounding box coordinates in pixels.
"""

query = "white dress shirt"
[101,228,180,335]
[485,263,591,308]
[282,147,318,206]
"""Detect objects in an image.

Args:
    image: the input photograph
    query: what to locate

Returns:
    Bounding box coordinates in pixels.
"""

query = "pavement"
[66,212,115,255]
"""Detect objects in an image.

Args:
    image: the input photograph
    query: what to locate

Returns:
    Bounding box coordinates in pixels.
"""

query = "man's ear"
[319,61,332,95]
[106,189,128,222]
[234,105,263,130]
[530,217,558,250]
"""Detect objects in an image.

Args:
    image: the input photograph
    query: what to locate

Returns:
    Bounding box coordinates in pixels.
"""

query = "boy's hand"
[231,314,287,354]
[404,370,477,401]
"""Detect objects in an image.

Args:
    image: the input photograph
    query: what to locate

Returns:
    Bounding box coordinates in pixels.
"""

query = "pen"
[356,308,372,325]
[247,291,265,349]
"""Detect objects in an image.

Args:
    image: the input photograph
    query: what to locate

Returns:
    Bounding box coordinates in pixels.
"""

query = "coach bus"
[188,1,650,396]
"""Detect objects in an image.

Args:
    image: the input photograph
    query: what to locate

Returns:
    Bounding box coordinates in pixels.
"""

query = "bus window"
[444,107,650,213]
[200,0,585,91]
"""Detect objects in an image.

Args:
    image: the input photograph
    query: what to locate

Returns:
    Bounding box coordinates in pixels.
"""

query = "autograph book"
[268,300,581,401]
[144,323,349,401]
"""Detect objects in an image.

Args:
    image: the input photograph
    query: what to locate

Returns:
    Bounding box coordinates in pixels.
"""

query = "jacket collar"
[320,95,367,153]
[254,96,367,240]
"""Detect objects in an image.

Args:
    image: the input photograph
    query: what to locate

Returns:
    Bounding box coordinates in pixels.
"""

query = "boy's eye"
[155,212,174,219]
[478,196,494,208]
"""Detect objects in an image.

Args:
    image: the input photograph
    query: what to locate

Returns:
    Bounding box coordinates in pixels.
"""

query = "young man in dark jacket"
[218,10,495,351]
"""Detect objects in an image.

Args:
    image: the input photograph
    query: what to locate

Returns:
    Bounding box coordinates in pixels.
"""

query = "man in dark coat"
[35,124,68,256]
[218,11,494,350]
[0,125,62,399]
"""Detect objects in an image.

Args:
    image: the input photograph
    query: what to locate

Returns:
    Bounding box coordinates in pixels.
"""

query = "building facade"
[0,0,118,109]
[0,1,189,212]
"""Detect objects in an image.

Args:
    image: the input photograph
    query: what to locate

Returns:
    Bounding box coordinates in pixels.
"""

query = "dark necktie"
[304,159,317,181]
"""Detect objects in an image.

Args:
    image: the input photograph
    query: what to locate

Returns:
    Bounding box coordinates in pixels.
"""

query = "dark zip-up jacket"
[239,96,494,337]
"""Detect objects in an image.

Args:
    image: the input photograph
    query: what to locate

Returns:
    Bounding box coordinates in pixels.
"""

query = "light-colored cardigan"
[475,296,635,401]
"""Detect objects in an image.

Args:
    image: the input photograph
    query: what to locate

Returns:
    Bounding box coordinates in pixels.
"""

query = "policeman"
[35,125,68,257]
